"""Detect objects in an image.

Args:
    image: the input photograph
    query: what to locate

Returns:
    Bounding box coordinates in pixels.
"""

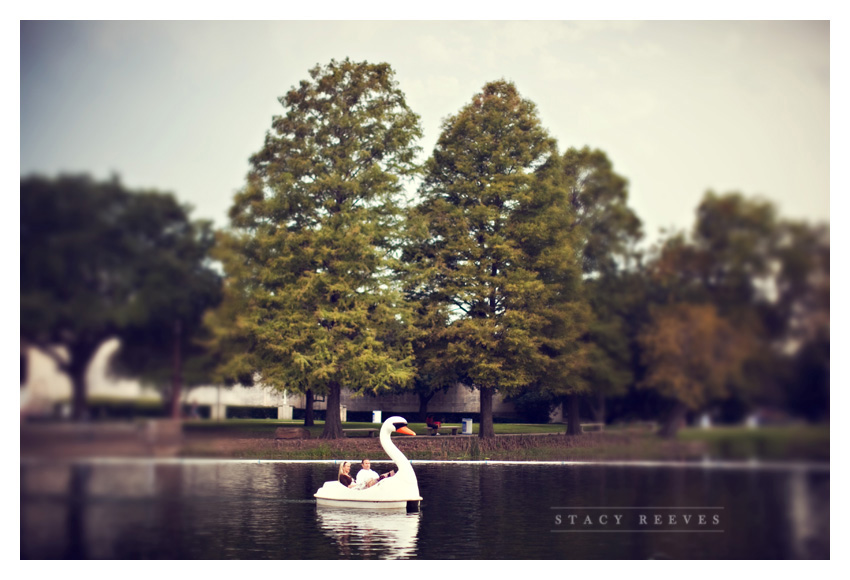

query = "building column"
[211,403,227,421]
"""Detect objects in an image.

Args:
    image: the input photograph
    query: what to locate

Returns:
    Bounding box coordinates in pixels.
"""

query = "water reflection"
[316,508,420,559]
[787,469,830,559]
[20,460,829,559]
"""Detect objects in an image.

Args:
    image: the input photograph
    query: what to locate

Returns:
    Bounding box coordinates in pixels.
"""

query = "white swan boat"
[314,416,422,511]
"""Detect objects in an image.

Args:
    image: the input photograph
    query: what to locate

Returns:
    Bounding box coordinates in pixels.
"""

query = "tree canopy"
[407,80,589,437]
[21,61,827,433]
[218,58,423,438]
[554,147,645,430]
[21,174,222,419]
[562,146,643,277]
[638,302,752,436]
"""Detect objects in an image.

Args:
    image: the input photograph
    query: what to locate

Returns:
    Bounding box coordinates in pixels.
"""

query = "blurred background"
[19,17,830,562]
[21,20,829,437]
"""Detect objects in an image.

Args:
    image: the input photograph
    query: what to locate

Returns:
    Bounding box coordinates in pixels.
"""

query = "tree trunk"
[304,389,314,426]
[565,393,581,436]
[169,320,183,419]
[479,386,495,438]
[320,381,344,439]
[418,392,435,422]
[21,351,28,385]
[588,391,606,425]
[659,401,689,439]
[65,341,99,421]
[69,365,88,421]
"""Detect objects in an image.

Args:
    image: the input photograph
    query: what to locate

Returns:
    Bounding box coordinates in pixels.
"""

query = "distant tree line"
[21,175,222,419]
[21,58,829,437]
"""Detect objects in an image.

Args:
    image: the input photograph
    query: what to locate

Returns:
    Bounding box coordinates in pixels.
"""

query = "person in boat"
[356,459,395,488]
[338,461,360,489]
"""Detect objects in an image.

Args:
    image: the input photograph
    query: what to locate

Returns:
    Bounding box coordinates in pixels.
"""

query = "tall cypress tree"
[222,59,422,438]
[408,81,588,438]
[559,147,644,433]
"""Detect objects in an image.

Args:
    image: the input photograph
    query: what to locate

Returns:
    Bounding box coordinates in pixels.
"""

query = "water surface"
[20,460,829,559]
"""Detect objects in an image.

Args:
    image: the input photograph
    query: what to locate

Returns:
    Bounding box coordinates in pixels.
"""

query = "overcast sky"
[20,20,830,246]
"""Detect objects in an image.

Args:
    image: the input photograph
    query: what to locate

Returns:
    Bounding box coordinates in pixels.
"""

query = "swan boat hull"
[314,416,422,511]
[314,480,422,511]
[315,497,418,510]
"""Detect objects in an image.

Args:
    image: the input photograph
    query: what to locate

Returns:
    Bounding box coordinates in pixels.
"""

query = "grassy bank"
[182,431,703,462]
[181,419,566,439]
[179,421,829,462]
[21,420,828,462]
[676,425,830,461]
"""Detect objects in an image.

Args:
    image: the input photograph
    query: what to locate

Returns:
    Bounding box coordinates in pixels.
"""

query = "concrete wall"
[20,342,290,416]
[282,384,517,417]
[21,341,164,416]
[21,342,516,418]
[346,384,517,416]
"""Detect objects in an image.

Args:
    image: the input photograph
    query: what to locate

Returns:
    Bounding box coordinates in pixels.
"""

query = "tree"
[221,59,423,438]
[21,174,222,419]
[562,147,642,276]
[642,194,769,410]
[637,303,752,437]
[771,220,829,420]
[106,198,222,418]
[407,80,588,438]
[408,300,458,421]
[558,147,644,433]
[770,220,829,349]
[692,192,779,319]
[644,192,829,419]
[579,272,646,426]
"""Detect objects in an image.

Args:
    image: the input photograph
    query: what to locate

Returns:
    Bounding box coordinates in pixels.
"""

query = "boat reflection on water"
[316,506,421,559]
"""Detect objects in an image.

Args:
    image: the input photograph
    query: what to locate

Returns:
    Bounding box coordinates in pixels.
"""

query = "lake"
[20,459,829,559]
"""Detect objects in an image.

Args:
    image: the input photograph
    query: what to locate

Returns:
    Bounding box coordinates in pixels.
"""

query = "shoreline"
[19,454,831,473]
[21,421,829,463]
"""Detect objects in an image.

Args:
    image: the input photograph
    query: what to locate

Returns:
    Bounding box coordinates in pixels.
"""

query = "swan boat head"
[314,416,422,511]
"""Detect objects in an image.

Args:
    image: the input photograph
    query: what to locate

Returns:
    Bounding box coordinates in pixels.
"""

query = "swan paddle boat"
[314,416,422,511]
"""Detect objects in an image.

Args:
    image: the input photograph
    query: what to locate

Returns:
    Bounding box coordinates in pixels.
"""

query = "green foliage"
[562,146,643,276]
[21,174,222,419]
[555,148,645,409]
[770,220,829,345]
[406,80,590,437]
[507,390,557,423]
[677,425,829,461]
[106,200,222,394]
[649,191,781,321]
[216,59,423,437]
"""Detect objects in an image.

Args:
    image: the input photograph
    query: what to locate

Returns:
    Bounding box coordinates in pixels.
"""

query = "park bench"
[580,423,605,433]
[342,428,380,438]
[426,425,459,436]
